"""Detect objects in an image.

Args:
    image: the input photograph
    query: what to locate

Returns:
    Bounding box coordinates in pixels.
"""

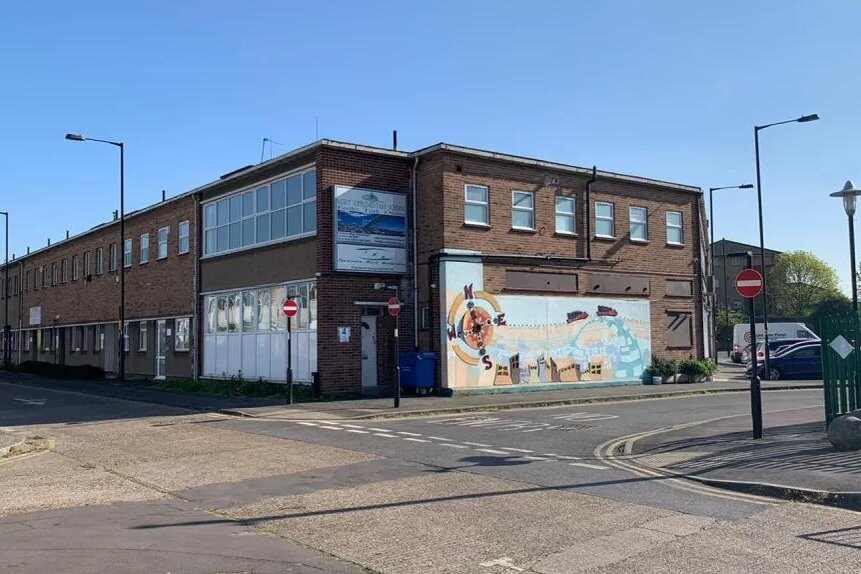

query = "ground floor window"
[175,317,191,351]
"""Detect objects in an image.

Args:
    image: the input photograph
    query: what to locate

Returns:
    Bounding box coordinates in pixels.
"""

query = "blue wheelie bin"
[399,352,437,395]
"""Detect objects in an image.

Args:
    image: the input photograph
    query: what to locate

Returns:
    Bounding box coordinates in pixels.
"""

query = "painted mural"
[442,260,651,389]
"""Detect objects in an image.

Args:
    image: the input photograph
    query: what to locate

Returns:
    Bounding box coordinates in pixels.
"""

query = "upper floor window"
[123,239,132,267]
[157,227,169,259]
[464,184,489,225]
[203,167,316,256]
[666,211,684,245]
[109,243,117,272]
[72,255,79,280]
[178,221,190,254]
[61,258,68,283]
[51,262,57,285]
[83,251,91,276]
[595,202,614,238]
[140,233,149,264]
[629,206,648,242]
[511,191,535,230]
[96,247,104,274]
[555,196,576,235]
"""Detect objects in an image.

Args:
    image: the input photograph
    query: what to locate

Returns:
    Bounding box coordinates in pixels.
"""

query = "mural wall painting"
[442,260,651,389]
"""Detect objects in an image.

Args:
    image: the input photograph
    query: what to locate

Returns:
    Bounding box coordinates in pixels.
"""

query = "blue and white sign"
[334,186,407,273]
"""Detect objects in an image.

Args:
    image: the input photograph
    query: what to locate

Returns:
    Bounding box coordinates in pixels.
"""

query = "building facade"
[711,239,780,314]
[2,139,707,395]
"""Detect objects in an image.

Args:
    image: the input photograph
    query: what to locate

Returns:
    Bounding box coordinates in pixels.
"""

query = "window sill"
[593,235,616,242]
[510,227,537,234]
[554,232,578,238]
[666,242,686,248]
[630,238,650,244]
[463,222,491,229]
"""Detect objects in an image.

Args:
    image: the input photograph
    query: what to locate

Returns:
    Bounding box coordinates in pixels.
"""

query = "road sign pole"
[746,253,763,439]
[287,311,293,405]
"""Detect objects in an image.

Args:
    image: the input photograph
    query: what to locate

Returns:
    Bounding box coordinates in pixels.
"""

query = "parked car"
[746,342,822,380]
[731,322,818,363]
[742,338,816,364]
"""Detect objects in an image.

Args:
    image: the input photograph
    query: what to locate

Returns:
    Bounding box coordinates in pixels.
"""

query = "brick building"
[711,239,781,313]
[2,139,707,395]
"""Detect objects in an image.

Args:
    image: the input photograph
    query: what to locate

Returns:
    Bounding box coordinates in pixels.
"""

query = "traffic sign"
[282,298,299,317]
[735,268,763,299]
[388,296,401,317]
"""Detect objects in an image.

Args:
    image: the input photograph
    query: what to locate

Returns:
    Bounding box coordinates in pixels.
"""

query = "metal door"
[155,320,167,380]
[361,316,377,391]
[819,314,861,426]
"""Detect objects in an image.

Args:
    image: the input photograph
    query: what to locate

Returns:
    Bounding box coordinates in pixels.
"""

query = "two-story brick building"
[1,139,707,395]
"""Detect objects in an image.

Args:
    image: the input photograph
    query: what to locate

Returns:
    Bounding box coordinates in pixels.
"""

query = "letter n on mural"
[441,260,651,390]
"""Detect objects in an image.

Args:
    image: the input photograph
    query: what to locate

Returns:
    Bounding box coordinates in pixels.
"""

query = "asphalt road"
[212,389,825,521]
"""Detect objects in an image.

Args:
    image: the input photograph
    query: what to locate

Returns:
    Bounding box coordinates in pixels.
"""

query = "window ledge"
[510,227,537,234]
[666,242,686,248]
[463,222,491,229]
[554,232,578,238]
[630,238,650,244]
[593,235,616,242]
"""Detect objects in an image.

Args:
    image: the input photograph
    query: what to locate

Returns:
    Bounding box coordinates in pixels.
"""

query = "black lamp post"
[65,133,125,381]
[754,113,819,378]
[830,180,861,310]
[1,211,8,369]
[709,184,753,362]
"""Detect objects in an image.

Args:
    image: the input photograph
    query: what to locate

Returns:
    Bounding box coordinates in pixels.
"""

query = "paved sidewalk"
[2,369,821,421]
[631,406,861,509]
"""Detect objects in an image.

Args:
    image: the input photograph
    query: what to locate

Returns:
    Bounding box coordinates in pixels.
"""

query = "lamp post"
[754,113,819,378]
[65,133,125,381]
[1,211,8,369]
[830,181,861,310]
[709,185,753,362]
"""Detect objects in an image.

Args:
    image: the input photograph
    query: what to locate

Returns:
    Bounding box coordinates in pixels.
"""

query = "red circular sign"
[387,296,401,317]
[282,299,299,317]
[735,268,764,299]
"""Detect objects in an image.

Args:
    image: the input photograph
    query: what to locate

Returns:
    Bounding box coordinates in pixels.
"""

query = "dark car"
[747,342,821,380]
[742,337,817,364]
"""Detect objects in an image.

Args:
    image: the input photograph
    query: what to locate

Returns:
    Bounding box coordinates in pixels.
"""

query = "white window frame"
[123,322,129,352]
[140,233,149,264]
[629,206,648,242]
[157,226,169,260]
[109,243,117,272]
[175,317,191,351]
[666,211,684,245]
[555,196,576,235]
[202,165,317,258]
[511,190,535,230]
[61,258,68,283]
[96,247,104,274]
[138,321,147,352]
[178,221,190,255]
[464,184,490,226]
[595,201,615,238]
[123,239,132,268]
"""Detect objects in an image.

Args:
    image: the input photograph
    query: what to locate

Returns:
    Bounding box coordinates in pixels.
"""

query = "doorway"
[155,320,167,380]
[361,315,377,391]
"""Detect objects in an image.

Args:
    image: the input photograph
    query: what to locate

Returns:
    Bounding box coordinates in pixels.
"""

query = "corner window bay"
[202,281,317,382]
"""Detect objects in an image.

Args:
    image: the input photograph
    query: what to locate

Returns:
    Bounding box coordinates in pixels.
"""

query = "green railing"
[819,313,861,426]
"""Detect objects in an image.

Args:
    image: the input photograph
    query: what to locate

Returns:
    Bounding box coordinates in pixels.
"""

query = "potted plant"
[677,358,716,384]
[645,356,677,384]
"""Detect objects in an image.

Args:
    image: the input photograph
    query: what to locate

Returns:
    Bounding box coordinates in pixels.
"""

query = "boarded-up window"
[506,270,577,293]
[666,311,692,348]
[666,280,693,297]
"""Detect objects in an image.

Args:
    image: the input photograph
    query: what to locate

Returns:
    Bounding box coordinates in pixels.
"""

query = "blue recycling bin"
[399,352,437,393]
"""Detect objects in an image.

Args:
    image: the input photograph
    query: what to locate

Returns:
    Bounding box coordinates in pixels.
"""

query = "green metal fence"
[819,313,861,426]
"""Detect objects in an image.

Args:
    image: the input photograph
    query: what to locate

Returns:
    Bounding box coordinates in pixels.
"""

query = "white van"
[731,322,818,363]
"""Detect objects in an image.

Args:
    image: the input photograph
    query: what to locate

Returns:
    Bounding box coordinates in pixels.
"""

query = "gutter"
[585,166,597,261]
[411,155,420,351]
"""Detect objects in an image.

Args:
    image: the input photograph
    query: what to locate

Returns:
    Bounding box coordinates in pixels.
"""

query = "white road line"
[569,462,608,470]
[475,448,511,455]
[296,422,319,427]
[340,424,366,429]
[373,433,398,438]
[402,437,430,443]
[368,427,392,432]
[544,454,582,460]
[441,443,469,449]
[346,429,369,434]
[521,428,546,433]
[463,442,492,447]
[500,447,533,453]
[397,431,423,436]
[427,436,452,441]
[319,425,343,431]
[520,456,550,461]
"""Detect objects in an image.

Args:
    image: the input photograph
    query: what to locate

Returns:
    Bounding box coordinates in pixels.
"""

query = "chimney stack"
[392,130,398,151]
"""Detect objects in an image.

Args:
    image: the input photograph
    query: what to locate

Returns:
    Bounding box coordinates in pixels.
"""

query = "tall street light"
[1,211,8,369]
[65,133,125,381]
[754,113,819,378]
[709,184,753,362]
[830,180,861,310]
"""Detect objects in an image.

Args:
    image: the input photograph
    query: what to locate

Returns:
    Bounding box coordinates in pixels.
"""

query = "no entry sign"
[387,296,401,317]
[735,268,763,299]
[282,298,299,317]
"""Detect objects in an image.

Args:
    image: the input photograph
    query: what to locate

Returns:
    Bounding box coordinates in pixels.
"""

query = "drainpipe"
[411,155,420,351]
[192,193,201,380]
[585,165,596,261]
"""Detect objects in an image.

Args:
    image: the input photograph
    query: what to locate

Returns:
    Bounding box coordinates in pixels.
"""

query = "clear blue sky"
[2,1,859,292]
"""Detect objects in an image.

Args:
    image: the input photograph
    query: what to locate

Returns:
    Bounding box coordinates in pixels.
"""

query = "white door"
[155,320,167,380]
[361,316,377,391]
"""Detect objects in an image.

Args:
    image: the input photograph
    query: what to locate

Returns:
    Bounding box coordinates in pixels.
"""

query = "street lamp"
[830,180,861,310]
[754,113,819,378]
[708,184,753,362]
[65,133,125,381]
[0,211,8,369]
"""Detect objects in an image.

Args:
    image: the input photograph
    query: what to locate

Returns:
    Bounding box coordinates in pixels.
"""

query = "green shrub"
[17,361,104,380]
[678,358,716,378]
[646,355,678,378]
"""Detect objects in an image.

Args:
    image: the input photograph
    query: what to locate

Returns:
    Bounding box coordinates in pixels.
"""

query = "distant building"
[711,239,781,313]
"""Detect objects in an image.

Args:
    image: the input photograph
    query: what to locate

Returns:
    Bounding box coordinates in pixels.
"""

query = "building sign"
[338,326,351,343]
[333,185,407,273]
[29,306,42,326]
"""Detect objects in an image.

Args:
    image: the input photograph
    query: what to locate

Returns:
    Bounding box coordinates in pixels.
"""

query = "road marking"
[500,447,533,453]
[402,437,430,443]
[475,448,511,455]
[520,455,550,461]
[397,431,423,436]
[427,436,452,441]
[544,454,582,460]
[373,433,398,438]
[553,412,619,422]
[479,557,524,572]
[340,424,366,429]
[441,443,469,449]
[319,425,343,431]
[367,427,392,432]
[296,422,319,427]
[13,398,46,406]
[569,462,608,470]
[463,441,492,447]
[346,429,369,434]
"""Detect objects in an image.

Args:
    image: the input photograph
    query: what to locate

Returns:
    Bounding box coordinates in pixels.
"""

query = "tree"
[807,294,854,332]
[768,251,840,319]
